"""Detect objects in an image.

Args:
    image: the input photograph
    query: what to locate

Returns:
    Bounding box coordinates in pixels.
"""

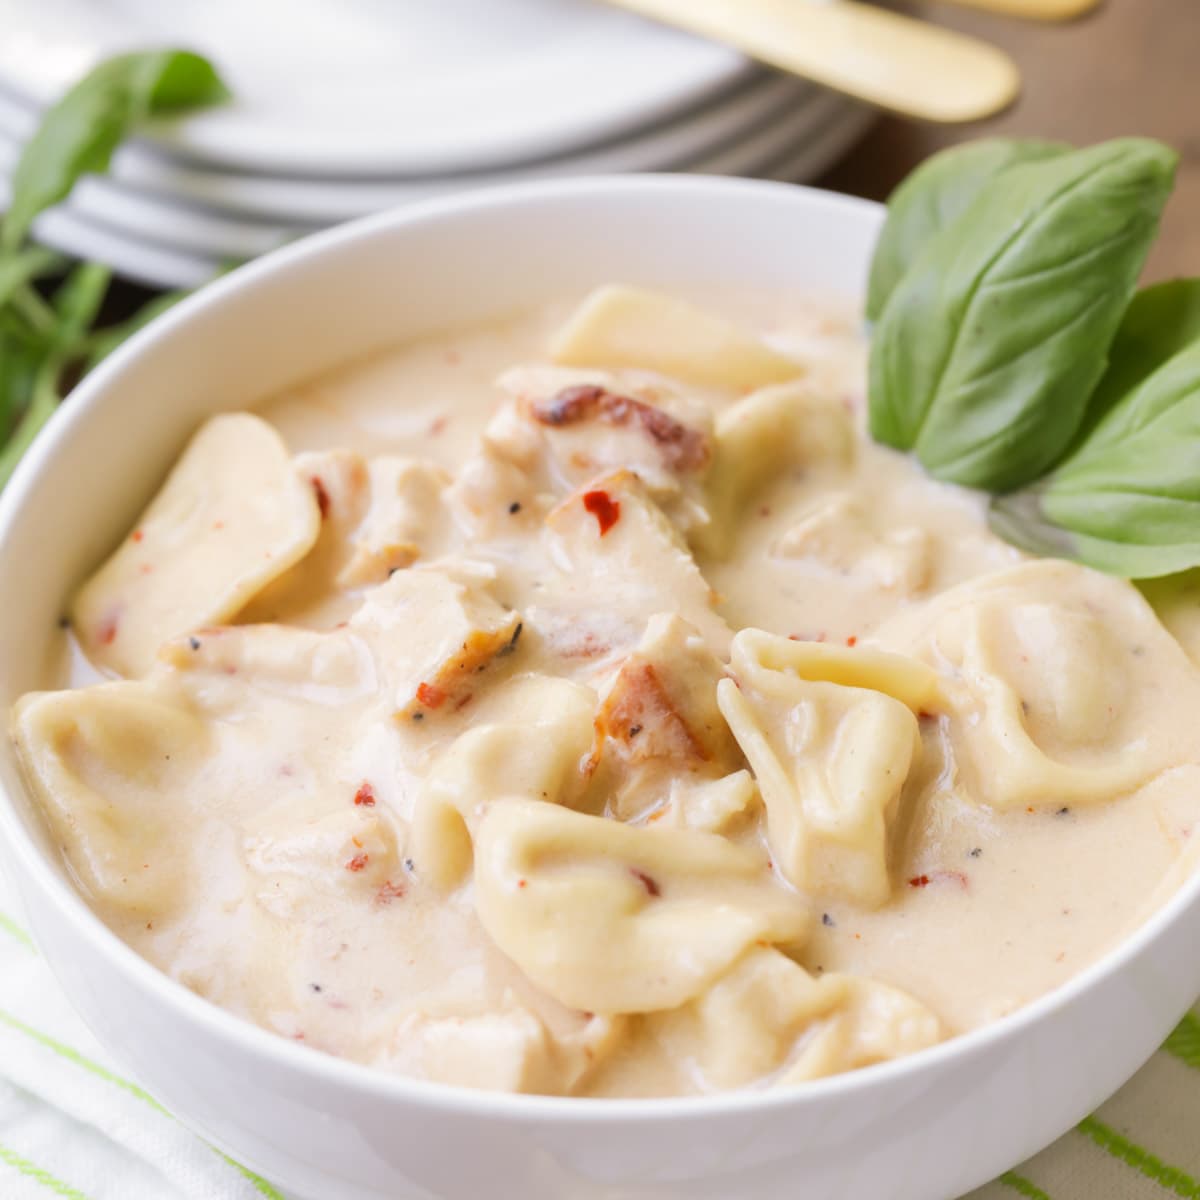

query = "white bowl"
[1,176,1198,1200]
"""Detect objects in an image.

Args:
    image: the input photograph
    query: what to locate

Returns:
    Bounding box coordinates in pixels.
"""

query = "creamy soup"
[12,286,1200,1097]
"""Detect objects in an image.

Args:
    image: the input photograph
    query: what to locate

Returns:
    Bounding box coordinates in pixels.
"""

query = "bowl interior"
[0,175,881,883]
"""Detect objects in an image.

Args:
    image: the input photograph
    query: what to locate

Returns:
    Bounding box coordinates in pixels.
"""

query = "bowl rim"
[1,171,1197,1123]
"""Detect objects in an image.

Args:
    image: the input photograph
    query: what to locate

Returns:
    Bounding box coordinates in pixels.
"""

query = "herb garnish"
[868,135,1200,579]
[0,50,228,491]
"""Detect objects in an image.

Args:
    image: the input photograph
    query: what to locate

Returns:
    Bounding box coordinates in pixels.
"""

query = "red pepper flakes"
[376,880,406,904]
[910,870,970,890]
[453,693,474,712]
[517,878,528,889]
[630,868,660,897]
[428,415,448,437]
[918,710,933,720]
[346,853,369,872]
[416,681,447,709]
[582,489,620,535]
[212,520,225,531]
[131,529,144,543]
[97,614,119,646]
[310,476,331,519]
[846,635,858,647]
[353,782,376,808]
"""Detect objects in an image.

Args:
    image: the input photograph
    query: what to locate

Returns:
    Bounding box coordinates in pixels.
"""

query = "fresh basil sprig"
[991,281,1200,578]
[0,49,227,491]
[2,50,227,253]
[868,138,1178,492]
[865,137,1067,322]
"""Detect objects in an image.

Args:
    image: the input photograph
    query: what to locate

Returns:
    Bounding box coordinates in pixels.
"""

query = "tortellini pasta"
[13,679,210,916]
[871,560,1200,810]
[411,675,597,889]
[73,414,321,676]
[473,799,809,1013]
[718,630,927,907]
[773,491,932,594]
[647,947,941,1090]
[550,285,802,392]
[698,381,856,557]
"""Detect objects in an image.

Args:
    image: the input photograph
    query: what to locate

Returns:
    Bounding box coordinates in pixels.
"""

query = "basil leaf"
[990,305,1200,578]
[1069,279,1200,448]
[869,138,1177,492]
[0,354,60,491]
[2,49,227,252]
[866,138,1067,323]
[0,329,43,443]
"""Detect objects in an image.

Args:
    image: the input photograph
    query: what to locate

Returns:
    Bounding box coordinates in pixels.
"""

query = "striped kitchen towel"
[1,866,1198,1200]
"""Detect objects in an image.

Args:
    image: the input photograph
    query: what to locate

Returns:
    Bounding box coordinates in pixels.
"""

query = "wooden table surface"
[818,0,1200,281]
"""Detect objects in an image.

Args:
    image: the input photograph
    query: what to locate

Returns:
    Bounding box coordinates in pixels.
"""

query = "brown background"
[819,0,1200,281]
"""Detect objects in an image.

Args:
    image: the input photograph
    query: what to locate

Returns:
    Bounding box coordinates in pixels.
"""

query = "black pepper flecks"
[508,501,521,514]
[822,912,834,927]
[499,622,523,656]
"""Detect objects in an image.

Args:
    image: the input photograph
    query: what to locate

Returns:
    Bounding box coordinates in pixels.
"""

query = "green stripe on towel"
[0,1006,285,1200]
[0,1006,166,1111]
[223,1155,287,1200]
[0,1141,91,1199]
[0,910,34,951]
[1164,1012,1200,1071]
[999,1170,1054,1199]
[1078,1115,1200,1197]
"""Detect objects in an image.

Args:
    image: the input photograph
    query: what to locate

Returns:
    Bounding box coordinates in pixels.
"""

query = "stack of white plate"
[0,0,874,288]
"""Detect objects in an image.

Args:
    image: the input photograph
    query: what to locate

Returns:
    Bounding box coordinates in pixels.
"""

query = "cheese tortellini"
[73,414,321,676]
[16,285,1200,1100]
[473,799,808,1013]
[872,561,1200,810]
[718,631,928,908]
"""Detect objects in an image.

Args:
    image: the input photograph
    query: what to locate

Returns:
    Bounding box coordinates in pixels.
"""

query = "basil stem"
[0,355,62,490]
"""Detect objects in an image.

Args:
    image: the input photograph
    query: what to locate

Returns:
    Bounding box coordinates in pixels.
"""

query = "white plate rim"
[0,71,820,226]
[0,0,756,176]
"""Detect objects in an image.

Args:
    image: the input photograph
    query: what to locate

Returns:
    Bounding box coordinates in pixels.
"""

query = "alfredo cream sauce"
[13,287,1200,1097]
